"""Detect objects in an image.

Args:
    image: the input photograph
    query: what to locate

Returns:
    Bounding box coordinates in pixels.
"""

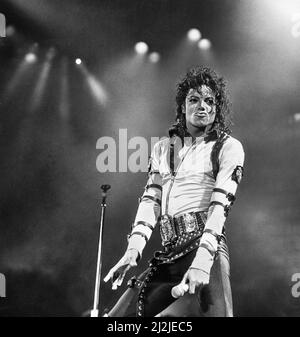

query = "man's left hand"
[171,246,214,297]
[185,267,210,294]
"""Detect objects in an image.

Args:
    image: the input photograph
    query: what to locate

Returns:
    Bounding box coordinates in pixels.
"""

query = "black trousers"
[107,238,233,317]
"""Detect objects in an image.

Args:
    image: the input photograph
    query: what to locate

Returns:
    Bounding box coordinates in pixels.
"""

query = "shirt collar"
[171,124,223,144]
[204,125,220,142]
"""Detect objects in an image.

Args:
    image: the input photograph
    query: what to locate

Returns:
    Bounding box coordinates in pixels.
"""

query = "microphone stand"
[90,184,111,317]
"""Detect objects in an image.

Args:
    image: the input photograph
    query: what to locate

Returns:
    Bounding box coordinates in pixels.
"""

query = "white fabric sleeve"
[126,141,162,256]
[204,137,245,236]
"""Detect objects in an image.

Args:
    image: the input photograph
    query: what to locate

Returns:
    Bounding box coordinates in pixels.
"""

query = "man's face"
[183,85,216,130]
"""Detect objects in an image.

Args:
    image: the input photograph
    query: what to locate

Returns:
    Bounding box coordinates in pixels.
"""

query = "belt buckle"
[183,213,198,233]
[159,214,177,246]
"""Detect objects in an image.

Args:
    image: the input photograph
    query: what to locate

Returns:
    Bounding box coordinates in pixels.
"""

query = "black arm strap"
[209,201,225,208]
[133,221,155,231]
[213,188,228,195]
[141,195,161,206]
[149,170,160,175]
[209,201,233,218]
[128,231,148,243]
[146,184,162,192]
[213,188,236,203]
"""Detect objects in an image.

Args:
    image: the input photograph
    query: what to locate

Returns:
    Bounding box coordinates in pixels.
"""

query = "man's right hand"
[103,248,139,290]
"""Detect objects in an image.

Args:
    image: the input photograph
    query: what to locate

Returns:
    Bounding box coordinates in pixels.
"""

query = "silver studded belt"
[159,211,207,248]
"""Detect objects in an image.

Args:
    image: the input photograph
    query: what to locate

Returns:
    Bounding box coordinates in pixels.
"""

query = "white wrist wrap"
[200,232,219,253]
[190,246,214,274]
[127,234,147,257]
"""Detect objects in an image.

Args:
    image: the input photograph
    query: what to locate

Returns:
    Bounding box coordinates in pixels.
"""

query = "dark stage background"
[0,0,300,316]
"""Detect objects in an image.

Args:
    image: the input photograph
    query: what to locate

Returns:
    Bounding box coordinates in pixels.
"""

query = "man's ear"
[181,104,186,114]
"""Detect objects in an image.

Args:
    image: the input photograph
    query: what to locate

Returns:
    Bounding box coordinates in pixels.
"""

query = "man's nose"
[198,100,206,110]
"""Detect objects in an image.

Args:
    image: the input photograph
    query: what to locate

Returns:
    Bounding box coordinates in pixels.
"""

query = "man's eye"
[189,98,198,103]
[205,98,215,105]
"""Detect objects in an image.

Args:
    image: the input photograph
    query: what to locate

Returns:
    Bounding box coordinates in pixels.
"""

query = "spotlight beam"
[29,48,55,112]
[2,44,38,101]
[77,63,108,107]
[59,57,70,121]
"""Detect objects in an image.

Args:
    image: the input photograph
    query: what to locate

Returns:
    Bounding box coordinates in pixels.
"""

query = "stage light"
[270,0,300,17]
[2,44,39,101]
[198,38,212,50]
[149,52,160,63]
[46,47,56,60]
[75,58,82,65]
[135,42,149,55]
[293,113,300,122]
[25,52,37,63]
[6,25,15,37]
[187,28,201,42]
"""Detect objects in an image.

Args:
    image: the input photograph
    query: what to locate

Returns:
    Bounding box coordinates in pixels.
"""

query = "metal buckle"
[183,213,198,233]
[159,214,177,246]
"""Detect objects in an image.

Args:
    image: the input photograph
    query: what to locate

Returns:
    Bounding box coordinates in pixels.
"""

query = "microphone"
[101,184,111,192]
[101,184,111,198]
[171,283,189,298]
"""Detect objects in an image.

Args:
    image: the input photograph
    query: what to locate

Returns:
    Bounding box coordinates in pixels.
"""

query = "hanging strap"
[170,141,175,176]
[165,138,197,214]
[210,132,230,180]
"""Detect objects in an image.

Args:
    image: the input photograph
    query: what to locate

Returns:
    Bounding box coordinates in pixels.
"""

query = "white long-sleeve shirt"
[128,132,245,252]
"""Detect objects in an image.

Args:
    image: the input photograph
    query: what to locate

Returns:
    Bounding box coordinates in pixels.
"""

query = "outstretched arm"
[104,141,162,289]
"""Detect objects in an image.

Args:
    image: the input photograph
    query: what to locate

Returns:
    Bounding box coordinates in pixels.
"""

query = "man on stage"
[104,66,245,317]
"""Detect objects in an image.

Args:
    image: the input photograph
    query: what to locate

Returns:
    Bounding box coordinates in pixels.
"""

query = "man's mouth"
[194,112,207,118]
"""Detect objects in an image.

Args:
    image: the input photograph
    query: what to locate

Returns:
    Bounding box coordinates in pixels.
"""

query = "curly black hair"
[169,66,232,139]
